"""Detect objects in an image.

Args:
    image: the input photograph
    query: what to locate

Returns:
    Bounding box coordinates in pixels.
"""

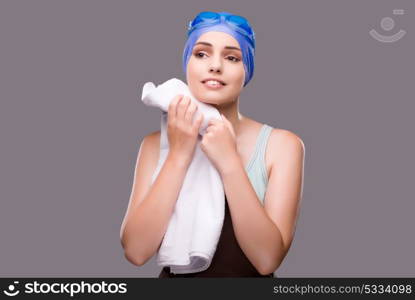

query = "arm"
[120,134,190,266]
[219,131,305,275]
[120,94,202,266]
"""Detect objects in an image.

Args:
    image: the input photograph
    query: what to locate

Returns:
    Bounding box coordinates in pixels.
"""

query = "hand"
[166,95,204,166]
[200,114,240,173]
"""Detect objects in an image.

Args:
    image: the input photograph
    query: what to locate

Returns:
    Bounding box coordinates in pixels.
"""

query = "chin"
[196,94,223,105]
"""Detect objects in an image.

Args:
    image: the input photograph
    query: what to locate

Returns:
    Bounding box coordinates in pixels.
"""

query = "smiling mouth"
[201,80,226,88]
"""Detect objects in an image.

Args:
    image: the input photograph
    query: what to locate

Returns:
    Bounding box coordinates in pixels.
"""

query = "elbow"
[121,238,147,267]
[123,247,147,267]
[258,263,279,276]
[257,263,276,276]
[257,253,283,276]
[258,239,290,275]
[120,231,144,266]
[120,232,154,267]
[257,260,279,276]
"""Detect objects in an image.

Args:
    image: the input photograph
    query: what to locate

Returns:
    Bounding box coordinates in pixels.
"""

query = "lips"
[201,78,226,86]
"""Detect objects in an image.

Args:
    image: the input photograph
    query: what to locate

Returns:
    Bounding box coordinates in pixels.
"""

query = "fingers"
[208,118,220,126]
[168,95,203,131]
[194,112,204,130]
[205,115,235,136]
[168,94,184,123]
[184,100,197,124]
[176,96,191,121]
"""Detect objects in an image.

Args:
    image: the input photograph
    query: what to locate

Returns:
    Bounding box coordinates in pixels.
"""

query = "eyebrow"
[194,41,241,52]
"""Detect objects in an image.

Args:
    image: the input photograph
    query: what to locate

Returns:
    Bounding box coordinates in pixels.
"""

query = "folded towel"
[140,78,225,274]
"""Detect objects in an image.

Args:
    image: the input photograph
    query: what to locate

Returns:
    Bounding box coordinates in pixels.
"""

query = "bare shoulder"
[243,116,304,154]
[268,128,305,164]
[135,130,161,174]
[269,128,305,150]
[143,130,161,149]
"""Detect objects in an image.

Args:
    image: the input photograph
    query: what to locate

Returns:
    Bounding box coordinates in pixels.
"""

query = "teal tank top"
[244,124,273,203]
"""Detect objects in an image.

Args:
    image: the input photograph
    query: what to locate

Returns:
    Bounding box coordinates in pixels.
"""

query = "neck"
[211,99,246,139]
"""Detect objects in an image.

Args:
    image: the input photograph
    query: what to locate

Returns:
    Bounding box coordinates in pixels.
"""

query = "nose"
[209,66,221,73]
[209,55,222,73]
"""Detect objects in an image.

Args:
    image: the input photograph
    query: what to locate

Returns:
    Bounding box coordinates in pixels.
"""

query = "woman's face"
[186,31,245,106]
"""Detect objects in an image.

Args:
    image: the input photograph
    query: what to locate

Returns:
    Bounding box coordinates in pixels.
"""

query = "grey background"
[0,0,413,277]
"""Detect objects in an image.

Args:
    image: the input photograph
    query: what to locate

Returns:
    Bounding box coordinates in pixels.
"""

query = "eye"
[194,52,207,58]
[194,51,240,62]
[227,56,241,62]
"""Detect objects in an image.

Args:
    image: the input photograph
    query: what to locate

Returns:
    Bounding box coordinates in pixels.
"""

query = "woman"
[120,11,305,277]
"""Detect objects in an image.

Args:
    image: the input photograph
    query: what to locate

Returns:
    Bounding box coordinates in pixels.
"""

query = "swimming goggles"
[187,11,255,40]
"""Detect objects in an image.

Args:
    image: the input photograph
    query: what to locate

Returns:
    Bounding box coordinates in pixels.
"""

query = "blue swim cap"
[182,11,256,87]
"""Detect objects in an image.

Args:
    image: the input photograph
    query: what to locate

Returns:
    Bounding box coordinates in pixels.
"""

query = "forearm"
[122,153,189,265]
[219,157,286,274]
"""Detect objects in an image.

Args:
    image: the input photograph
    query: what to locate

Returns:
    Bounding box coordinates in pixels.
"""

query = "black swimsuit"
[158,195,275,278]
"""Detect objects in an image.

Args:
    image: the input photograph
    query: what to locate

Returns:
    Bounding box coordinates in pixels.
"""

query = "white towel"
[140,78,225,274]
